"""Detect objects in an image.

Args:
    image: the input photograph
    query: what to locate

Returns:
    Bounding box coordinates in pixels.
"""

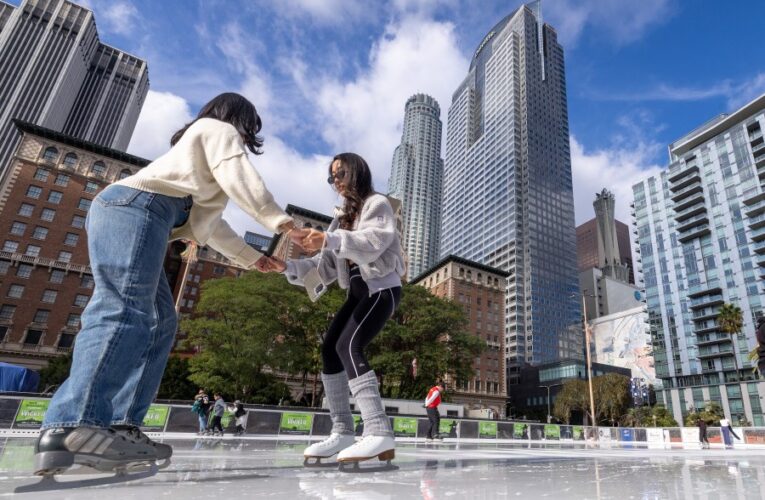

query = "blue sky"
[10,0,765,234]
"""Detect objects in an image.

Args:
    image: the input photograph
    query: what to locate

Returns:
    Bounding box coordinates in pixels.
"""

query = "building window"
[34,168,49,182]
[32,226,49,240]
[26,186,42,199]
[10,222,26,236]
[77,198,91,211]
[90,161,106,177]
[63,153,78,169]
[80,275,94,289]
[25,245,41,257]
[47,191,63,204]
[63,233,79,246]
[118,169,132,180]
[0,304,16,320]
[72,215,85,228]
[2,241,19,253]
[84,181,99,194]
[42,147,58,163]
[0,326,7,342]
[0,262,10,275]
[54,174,70,187]
[58,333,75,348]
[66,314,81,327]
[16,264,33,278]
[41,290,58,303]
[50,270,65,283]
[33,310,50,324]
[18,203,34,217]
[74,294,89,308]
[57,251,72,263]
[7,284,24,298]
[213,265,225,275]
[40,208,55,222]
[24,329,43,345]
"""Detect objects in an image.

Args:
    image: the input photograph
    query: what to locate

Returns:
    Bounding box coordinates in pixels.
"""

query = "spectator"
[211,393,226,436]
[192,389,210,435]
[424,381,445,441]
[719,418,740,449]
[233,400,246,436]
[697,418,709,449]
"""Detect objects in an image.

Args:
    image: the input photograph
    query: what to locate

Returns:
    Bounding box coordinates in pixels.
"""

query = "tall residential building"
[632,93,765,426]
[412,255,508,417]
[0,0,149,183]
[388,94,443,279]
[439,3,581,381]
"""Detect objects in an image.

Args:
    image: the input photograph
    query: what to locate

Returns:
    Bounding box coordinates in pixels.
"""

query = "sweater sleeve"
[283,250,338,288]
[206,219,263,268]
[210,154,292,233]
[323,197,395,265]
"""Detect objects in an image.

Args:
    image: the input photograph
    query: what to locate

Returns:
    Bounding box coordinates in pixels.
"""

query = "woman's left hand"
[302,229,326,252]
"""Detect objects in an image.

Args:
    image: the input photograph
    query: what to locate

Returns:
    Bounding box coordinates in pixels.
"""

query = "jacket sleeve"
[205,219,263,268]
[425,389,440,406]
[210,153,293,233]
[323,196,395,265]
[283,249,338,288]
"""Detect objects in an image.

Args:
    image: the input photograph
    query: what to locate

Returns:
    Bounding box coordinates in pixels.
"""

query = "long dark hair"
[330,153,374,230]
[171,92,264,155]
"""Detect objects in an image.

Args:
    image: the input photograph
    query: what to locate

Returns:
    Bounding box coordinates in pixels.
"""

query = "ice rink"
[2,435,765,499]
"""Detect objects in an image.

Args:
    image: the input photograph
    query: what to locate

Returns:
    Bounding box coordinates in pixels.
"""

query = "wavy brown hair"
[329,153,374,230]
[171,92,264,155]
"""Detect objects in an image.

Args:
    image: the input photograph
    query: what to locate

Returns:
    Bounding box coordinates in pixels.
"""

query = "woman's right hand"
[266,256,287,273]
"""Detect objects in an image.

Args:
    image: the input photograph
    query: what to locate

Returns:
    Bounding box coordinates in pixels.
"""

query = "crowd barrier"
[2,396,764,447]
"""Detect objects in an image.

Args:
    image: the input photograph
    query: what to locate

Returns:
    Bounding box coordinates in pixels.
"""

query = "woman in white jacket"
[265,153,405,468]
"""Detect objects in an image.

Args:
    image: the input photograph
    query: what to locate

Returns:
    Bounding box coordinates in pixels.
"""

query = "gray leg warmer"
[321,371,354,435]
[348,370,392,437]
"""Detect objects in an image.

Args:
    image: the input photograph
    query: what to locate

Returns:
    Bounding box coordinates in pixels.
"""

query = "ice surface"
[2,436,764,499]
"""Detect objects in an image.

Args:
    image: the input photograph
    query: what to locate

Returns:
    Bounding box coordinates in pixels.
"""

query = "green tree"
[683,401,724,427]
[553,379,587,424]
[718,302,744,380]
[650,405,679,427]
[156,356,197,400]
[365,284,484,400]
[38,353,73,393]
[593,373,630,426]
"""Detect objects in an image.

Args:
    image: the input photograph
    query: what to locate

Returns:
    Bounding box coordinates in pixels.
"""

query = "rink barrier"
[1,395,764,446]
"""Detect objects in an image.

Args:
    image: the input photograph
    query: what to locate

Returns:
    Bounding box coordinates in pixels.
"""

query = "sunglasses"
[327,168,347,185]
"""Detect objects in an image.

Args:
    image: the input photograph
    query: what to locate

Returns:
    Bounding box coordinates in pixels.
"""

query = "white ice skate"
[14,427,158,493]
[303,433,356,467]
[337,435,397,472]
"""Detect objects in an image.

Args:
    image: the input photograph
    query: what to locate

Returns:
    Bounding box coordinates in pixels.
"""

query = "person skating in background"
[233,401,246,436]
[192,389,210,435]
[719,417,740,449]
[697,417,709,449]
[262,153,406,468]
[424,381,444,441]
[210,393,226,436]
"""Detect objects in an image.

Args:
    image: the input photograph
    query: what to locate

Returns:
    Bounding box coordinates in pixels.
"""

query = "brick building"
[412,255,509,417]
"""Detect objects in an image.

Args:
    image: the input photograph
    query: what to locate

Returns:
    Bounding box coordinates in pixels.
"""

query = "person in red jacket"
[424,381,445,441]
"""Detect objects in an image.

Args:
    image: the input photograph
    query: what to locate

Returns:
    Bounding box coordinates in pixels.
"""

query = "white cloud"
[127,90,194,160]
[79,0,141,37]
[264,0,380,25]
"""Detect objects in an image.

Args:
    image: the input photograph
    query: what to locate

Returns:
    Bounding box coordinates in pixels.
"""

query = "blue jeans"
[42,186,192,429]
[198,414,207,432]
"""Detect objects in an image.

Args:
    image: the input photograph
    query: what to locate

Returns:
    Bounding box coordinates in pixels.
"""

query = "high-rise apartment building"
[439,3,580,381]
[0,0,148,183]
[632,93,765,426]
[412,255,508,417]
[388,94,443,279]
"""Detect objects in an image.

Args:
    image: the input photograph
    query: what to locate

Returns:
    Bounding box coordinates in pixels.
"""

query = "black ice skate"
[15,427,158,493]
[113,425,173,468]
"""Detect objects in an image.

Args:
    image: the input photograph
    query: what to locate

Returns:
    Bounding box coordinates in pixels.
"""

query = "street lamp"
[539,383,562,423]
[574,290,596,427]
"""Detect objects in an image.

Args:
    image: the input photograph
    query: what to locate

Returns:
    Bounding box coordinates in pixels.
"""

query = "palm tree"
[718,303,744,381]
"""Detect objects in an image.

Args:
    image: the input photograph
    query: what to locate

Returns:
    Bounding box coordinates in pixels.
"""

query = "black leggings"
[322,267,401,379]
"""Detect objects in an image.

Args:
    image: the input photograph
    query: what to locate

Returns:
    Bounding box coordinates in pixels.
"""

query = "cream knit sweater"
[115,118,292,268]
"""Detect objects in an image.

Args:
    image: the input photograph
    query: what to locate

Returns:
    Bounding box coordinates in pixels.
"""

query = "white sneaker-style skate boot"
[303,433,356,466]
[337,435,395,464]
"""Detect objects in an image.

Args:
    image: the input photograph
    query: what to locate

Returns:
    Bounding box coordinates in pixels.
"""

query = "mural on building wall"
[591,308,659,386]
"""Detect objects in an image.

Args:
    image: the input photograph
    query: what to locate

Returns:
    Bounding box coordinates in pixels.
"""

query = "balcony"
[668,164,700,184]
[695,334,732,347]
[677,213,709,233]
[748,212,765,231]
[743,192,765,217]
[678,224,710,243]
[697,348,734,360]
[674,192,706,212]
[669,172,702,192]
[671,181,703,202]
[751,226,765,243]
[753,240,765,255]
[0,342,67,356]
[674,201,707,222]
[692,308,721,321]
[688,284,722,299]
[693,323,720,335]
[0,251,90,274]
[689,293,724,310]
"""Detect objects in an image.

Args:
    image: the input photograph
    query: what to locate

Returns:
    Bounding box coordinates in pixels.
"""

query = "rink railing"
[2,395,764,448]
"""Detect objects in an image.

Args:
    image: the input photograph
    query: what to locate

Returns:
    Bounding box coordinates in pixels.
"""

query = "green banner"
[573,426,584,440]
[14,399,49,428]
[280,412,313,434]
[221,409,235,428]
[439,418,457,437]
[141,404,170,430]
[0,443,34,471]
[479,421,497,438]
[353,415,363,434]
[393,417,417,437]
[513,423,529,439]
[544,424,560,440]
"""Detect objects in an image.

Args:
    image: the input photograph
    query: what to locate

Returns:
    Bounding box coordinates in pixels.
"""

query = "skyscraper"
[440,3,580,381]
[0,0,148,183]
[388,94,443,279]
[632,93,765,426]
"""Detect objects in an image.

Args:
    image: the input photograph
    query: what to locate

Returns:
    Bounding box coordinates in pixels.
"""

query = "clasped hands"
[253,226,327,273]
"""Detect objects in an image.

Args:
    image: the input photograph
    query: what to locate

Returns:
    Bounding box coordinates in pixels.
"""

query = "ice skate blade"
[303,456,339,468]
[14,463,158,493]
[338,460,398,473]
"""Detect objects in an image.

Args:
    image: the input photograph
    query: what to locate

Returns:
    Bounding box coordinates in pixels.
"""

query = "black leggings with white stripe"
[322,266,401,379]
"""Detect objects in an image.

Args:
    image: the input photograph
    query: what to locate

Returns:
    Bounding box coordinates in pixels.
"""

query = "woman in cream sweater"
[34,93,298,477]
